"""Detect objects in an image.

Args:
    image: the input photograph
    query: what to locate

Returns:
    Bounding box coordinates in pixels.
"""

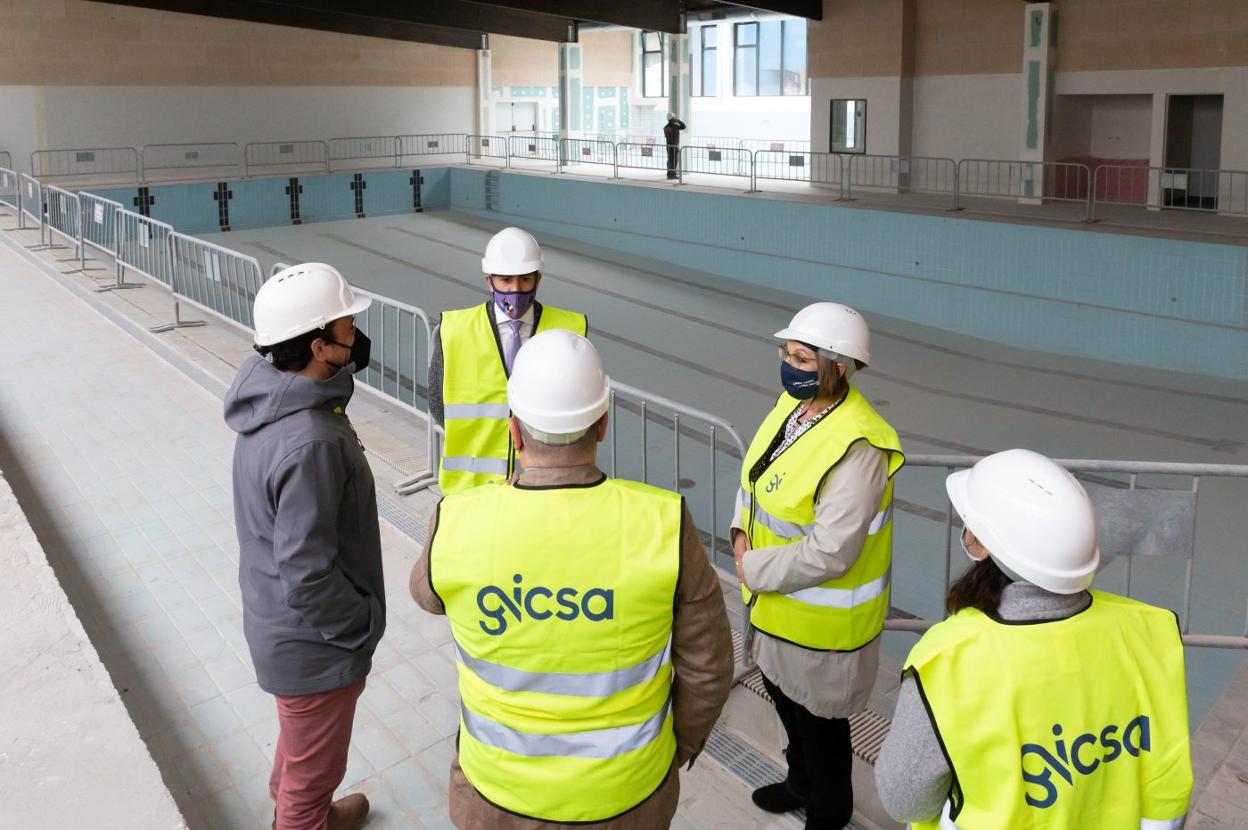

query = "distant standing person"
[664,112,686,179]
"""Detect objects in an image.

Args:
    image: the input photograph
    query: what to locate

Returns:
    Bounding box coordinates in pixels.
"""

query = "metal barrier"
[169,232,264,330]
[44,185,82,257]
[398,133,468,163]
[0,167,18,214]
[740,137,812,155]
[1091,164,1248,220]
[881,455,1248,650]
[559,139,617,177]
[0,150,10,169]
[78,192,136,285]
[244,141,329,178]
[140,143,242,184]
[328,136,400,172]
[956,159,1092,219]
[466,134,508,165]
[506,135,559,170]
[679,145,753,187]
[845,154,958,205]
[18,173,43,236]
[615,142,670,175]
[115,208,206,332]
[495,130,558,140]
[31,147,140,185]
[751,150,844,195]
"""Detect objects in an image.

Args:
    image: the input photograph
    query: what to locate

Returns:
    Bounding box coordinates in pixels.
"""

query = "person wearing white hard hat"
[663,112,687,179]
[732,301,904,829]
[876,449,1192,829]
[410,330,733,829]
[225,263,381,830]
[428,226,588,494]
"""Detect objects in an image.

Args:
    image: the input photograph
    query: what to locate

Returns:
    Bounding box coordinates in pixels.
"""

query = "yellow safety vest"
[438,302,587,493]
[738,388,904,651]
[905,590,1192,830]
[429,476,681,823]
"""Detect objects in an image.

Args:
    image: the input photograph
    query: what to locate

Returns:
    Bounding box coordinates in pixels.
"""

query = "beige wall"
[809,0,911,79]
[582,30,634,87]
[1059,0,1248,72]
[490,35,558,87]
[914,0,1021,76]
[0,0,475,86]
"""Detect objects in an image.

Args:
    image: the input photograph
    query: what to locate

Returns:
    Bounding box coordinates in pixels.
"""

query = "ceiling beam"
[460,0,682,33]
[256,0,574,42]
[722,0,823,20]
[88,0,487,49]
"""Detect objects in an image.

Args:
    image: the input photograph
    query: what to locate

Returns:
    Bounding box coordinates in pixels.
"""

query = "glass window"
[783,19,808,95]
[734,22,758,97]
[759,21,782,96]
[642,31,665,98]
[691,24,701,97]
[695,24,717,97]
[831,99,867,153]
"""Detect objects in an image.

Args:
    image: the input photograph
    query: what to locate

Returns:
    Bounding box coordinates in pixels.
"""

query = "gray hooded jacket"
[225,355,385,697]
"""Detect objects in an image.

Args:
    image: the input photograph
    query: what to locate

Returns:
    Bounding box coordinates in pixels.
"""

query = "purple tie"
[503,319,522,373]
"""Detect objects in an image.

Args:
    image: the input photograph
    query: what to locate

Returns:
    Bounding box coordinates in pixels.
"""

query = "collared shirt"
[491,301,535,364]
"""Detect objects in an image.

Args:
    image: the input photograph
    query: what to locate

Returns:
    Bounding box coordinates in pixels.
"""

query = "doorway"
[496,102,539,134]
[1164,95,1223,209]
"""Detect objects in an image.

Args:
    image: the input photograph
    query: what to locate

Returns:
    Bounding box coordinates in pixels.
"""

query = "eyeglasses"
[778,346,818,370]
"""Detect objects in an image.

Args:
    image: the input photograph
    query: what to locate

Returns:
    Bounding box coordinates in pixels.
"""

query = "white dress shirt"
[491,301,535,363]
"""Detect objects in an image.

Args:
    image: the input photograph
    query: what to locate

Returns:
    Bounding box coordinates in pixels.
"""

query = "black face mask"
[325,328,371,375]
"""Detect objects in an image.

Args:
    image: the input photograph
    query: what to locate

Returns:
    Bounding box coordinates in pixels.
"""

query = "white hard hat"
[482,227,543,276]
[253,262,371,347]
[946,449,1100,595]
[667,112,677,120]
[507,330,610,442]
[774,302,871,367]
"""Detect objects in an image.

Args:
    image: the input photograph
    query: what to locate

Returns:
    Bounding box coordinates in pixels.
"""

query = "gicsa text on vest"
[1021,716,1151,809]
[478,574,615,635]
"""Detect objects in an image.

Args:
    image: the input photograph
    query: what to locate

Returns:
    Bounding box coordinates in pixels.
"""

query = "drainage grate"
[377,489,429,546]
[731,630,893,767]
[703,722,803,822]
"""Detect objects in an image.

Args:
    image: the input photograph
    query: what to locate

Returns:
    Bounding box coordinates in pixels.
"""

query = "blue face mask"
[780,361,820,399]
[490,278,536,320]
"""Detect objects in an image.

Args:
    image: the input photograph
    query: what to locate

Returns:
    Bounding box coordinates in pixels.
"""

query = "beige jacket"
[410,464,735,829]
[733,440,888,718]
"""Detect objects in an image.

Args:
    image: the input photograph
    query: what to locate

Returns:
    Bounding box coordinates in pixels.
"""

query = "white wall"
[0,85,474,174]
[810,75,906,155]
[910,74,1018,160]
[1089,95,1152,159]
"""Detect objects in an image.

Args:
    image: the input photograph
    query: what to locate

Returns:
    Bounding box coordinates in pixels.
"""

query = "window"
[831,99,867,153]
[734,19,807,97]
[642,31,665,99]
[691,24,717,97]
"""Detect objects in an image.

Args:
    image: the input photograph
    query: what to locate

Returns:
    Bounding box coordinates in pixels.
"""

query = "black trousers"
[762,674,855,828]
[666,144,679,177]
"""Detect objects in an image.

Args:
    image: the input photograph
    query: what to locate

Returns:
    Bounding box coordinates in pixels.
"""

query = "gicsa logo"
[477,574,614,636]
[1021,716,1151,809]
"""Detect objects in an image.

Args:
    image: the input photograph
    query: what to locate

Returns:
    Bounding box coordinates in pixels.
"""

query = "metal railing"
[881,455,1248,650]
[845,154,958,204]
[739,137,811,154]
[495,130,558,139]
[1091,164,1248,220]
[615,142,670,174]
[559,138,617,177]
[44,186,81,257]
[78,192,133,284]
[0,167,18,214]
[506,135,559,170]
[0,150,10,169]
[169,232,264,330]
[328,136,400,172]
[679,145,752,187]
[243,141,329,178]
[141,143,242,183]
[398,133,469,163]
[31,147,140,185]
[956,159,1092,219]
[466,134,508,165]
[115,207,207,332]
[18,173,42,235]
[751,150,844,194]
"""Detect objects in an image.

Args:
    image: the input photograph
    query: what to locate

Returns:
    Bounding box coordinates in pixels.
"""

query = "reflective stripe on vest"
[429,477,680,823]
[438,303,587,493]
[905,591,1192,830]
[737,388,904,651]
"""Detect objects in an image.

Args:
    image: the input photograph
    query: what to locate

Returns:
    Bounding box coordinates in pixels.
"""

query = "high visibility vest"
[438,302,587,494]
[429,476,681,823]
[738,387,904,651]
[905,590,1192,830]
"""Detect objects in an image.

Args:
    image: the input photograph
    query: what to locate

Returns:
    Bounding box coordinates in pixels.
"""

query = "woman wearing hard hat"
[732,302,904,829]
[875,449,1192,829]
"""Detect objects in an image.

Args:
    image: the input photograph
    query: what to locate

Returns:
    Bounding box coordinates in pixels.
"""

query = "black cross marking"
[286,177,303,225]
[213,182,233,231]
[133,187,155,217]
[409,170,423,213]
[350,173,366,218]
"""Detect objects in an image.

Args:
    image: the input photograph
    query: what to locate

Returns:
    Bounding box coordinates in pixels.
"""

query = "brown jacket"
[410,464,735,830]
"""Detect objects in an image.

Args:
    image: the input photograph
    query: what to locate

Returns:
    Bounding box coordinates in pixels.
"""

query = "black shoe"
[751,782,805,814]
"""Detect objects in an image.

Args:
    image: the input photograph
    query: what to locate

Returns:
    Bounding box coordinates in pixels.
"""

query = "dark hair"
[946,554,1012,617]
[256,327,324,372]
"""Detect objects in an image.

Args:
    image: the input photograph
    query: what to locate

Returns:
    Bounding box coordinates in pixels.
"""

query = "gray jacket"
[225,355,386,697]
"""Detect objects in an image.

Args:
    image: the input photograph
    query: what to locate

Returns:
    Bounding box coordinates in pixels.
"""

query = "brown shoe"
[326,794,370,830]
